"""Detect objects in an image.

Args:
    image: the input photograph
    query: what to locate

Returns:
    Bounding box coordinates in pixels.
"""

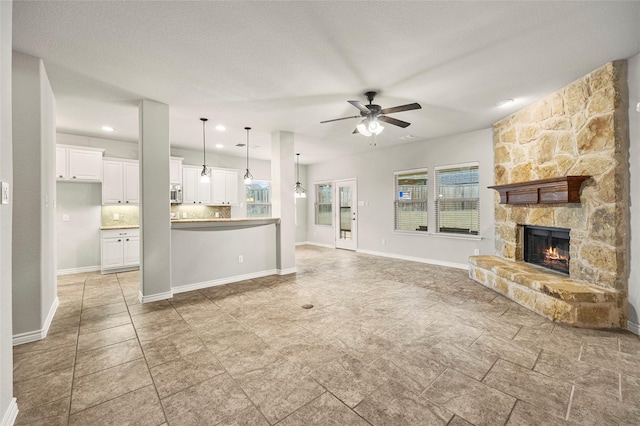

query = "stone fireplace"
[469,61,629,328]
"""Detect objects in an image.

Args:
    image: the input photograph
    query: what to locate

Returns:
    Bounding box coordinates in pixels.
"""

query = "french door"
[335,179,357,250]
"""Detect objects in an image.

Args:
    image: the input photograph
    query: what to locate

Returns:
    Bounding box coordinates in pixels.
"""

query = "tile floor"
[12,245,640,425]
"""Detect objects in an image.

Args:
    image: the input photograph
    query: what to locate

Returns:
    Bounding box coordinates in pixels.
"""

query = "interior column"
[271,131,296,274]
[138,99,172,302]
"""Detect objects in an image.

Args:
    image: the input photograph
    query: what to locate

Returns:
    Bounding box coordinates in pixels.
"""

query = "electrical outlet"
[238,255,244,263]
[182,212,187,218]
[474,249,480,255]
[313,232,317,237]
[114,213,119,220]
[381,238,386,245]
[62,214,69,222]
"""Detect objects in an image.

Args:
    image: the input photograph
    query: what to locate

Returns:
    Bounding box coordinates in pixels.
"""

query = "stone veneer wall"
[493,61,629,291]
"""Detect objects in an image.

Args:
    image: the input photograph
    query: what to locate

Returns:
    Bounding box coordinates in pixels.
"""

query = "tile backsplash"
[170,205,231,220]
[102,205,139,227]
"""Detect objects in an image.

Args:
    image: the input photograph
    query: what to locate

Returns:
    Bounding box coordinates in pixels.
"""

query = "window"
[246,181,271,218]
[394,169,428,232]
[435,163,479,235]
[315,183,332,226]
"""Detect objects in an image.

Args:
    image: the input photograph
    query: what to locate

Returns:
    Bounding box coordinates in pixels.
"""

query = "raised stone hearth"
[470,61,630,329]
[469,256,625,328]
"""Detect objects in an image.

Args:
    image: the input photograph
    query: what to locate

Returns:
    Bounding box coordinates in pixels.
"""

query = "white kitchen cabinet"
[170,157,183,184]
[182,165,211,204]
[101,228,140,273]
[211,169,239,205]
[56,145,104,181]
[102,158,139,205]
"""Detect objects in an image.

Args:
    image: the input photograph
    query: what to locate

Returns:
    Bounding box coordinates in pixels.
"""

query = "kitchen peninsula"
[170,217,281,293]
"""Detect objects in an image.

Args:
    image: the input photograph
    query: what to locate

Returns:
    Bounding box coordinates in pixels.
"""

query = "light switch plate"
[1,182,9,205]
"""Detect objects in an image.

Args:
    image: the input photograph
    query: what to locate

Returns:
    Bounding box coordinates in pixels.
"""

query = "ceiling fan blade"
[378,115,411,128]
[320,115,361,124]
[380,103,422,115]
[348,100,372,114]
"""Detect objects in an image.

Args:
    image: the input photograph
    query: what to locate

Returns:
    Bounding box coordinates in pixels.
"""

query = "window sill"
[392,230,483,241]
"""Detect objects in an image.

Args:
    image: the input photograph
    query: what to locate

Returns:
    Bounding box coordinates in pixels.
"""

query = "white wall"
[306,129,494,267]
[0,1,16,424]
[57,182,101,272]
[12,51,57,340]
[628,53,640,334]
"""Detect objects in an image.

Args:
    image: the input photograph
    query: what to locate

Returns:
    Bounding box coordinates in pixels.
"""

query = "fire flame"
[545,246,567,261]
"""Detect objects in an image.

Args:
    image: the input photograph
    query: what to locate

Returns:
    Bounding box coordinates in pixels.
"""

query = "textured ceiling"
[12,1,640,164]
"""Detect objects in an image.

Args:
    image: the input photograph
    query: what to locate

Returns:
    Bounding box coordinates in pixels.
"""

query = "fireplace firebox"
[523,225,570,275]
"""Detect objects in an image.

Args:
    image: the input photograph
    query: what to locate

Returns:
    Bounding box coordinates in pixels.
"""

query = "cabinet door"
[182,167,198,204]
[197,177,211,204]
[211,170,226,204]
[68,149,103,181]
[170,158,183,184]
[101,238,124,269]
[123,162,139,204]
[225,171,239,204]
[123,237,140,266]
[56,147,67,179]
[102,161,124,204]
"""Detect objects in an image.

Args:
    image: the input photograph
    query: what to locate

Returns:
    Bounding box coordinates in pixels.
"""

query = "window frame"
[434,161,480,236]
[314,182,333,227]
[393,167,429,234]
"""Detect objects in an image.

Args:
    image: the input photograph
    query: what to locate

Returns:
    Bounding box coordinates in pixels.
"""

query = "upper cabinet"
[182,166,239,205]
[56,145,105,182]
[212,169,239,205]
[102,158,139,205]
[182,165,211,205]
[170,157,183,184]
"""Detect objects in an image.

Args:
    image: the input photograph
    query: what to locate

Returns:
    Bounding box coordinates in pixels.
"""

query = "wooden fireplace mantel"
[488,176,591,205]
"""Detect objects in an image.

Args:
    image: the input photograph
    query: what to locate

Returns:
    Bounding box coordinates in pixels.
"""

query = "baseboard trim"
[628,319,640,336]
[12,297,59,346]
[356,249,469,270]
[277,267,297,276]
[1,398,18,426]
[138,290,174,304]
[300,241,335,249]
[172,269,278,294]
[57,265,100,276]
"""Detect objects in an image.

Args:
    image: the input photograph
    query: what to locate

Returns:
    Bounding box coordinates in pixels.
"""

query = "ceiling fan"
[321,91,421,136]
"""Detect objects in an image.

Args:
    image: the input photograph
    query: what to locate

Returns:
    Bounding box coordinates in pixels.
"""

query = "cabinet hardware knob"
[58,175,63,178]
[126,238,129,241]
[126,201,129,203]
[118,239,122,242]
[72,176,76,179]
[118,200,121,203]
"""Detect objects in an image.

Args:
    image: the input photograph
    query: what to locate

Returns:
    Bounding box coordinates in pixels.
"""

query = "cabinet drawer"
[101,228,140,239]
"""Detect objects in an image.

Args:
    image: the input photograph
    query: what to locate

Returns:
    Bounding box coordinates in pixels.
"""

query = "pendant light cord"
[201,118,208,166]
[245,127,251,170]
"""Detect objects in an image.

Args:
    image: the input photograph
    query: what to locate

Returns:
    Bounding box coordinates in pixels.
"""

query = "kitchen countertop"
[100,225,140,230]
[171,217,280,229]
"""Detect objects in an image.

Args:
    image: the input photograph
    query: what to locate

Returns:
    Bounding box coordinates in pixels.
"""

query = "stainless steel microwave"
[170,183,182,204]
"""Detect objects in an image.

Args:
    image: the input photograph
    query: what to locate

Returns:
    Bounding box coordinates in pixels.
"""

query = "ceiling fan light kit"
[321,91,421,141]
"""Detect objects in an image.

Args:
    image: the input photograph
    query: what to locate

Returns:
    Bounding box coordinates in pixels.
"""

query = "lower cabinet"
[101,228,140,273]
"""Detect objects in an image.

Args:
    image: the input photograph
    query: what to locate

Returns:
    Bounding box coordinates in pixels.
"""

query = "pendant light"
[200,118,211,183]
[294,153,306,198]
[243,127,253,185]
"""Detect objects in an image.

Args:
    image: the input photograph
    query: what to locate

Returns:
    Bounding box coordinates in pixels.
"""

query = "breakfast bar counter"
[170,218,281,292]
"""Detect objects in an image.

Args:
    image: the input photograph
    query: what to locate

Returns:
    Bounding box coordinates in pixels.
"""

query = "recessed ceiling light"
[496,99,515,108]
[398,134,416,141]
[215,125,226,131]
[215,144,224,149]
[101,126,114,132]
